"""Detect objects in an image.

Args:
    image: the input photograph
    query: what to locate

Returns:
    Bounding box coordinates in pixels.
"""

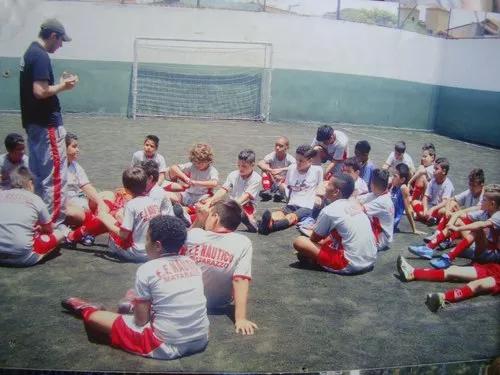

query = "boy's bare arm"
[257,159,271,173]
[169,164,190,184]
[449,219,492,232]
[191,179,218,189]
[235,192,251,206]
[133,300,151,326]
[408,165,426,185]
[81,183,107,212]
[97,210,123,237]
[402,185,424,234]
[448,206,479,226]
[233,278,258,335]
[207,188,227,206]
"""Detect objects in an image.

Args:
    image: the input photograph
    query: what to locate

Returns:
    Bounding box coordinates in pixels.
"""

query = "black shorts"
[282,205,312,221]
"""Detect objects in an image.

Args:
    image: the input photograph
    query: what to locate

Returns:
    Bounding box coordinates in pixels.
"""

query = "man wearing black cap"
[19,19,77,226]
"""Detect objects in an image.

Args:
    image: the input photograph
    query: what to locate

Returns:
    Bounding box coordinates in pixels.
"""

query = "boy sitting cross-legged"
[0,133,29,190]
[258,144,322,235]
[293,174,377,275]
[203,149,261,233]
[61,215,209,359]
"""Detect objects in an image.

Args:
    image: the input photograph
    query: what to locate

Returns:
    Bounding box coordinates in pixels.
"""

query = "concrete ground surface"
[0,114,498,373]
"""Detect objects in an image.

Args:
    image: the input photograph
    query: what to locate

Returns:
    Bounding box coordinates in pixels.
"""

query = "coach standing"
[20,19,77,226]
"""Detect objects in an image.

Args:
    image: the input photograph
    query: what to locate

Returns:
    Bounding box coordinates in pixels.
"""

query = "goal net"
[132,38,273,121]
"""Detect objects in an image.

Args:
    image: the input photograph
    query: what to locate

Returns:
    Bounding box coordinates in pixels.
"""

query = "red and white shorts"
[0,232,58,267]
[111,315,208,360]
[317,233,352,274]
[473,263,500,295]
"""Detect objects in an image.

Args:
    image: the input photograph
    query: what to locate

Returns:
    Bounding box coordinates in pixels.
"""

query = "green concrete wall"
[1,56,499,148]
[435,86,500,148]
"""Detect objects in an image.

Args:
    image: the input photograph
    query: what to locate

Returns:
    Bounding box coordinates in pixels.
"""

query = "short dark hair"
[213,200,242,231]
[316,125,334,142]
[468,168,484,185]
[395,163,410,184]
[343,157,361,172]
[424,147,436,160]
[10,166,33,190]
[295,144,317,159]
[238,149,255,164]
[422,142,435,152]
[145,135,159,148]
[333,173,354,199]
[122,166,147,196]
[148,215,187,254]
[371,168,390,191]
[355,140,371,155]
[141,160,160,184]
[435,157,450,175]
[38,28,61,40]
[65,132,78,147]
[395,141,406,154]
[4,133,25,152]
[484,184,500,208]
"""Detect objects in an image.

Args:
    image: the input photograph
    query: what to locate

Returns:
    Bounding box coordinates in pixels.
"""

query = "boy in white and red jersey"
[62,215,209,359]
[0,166,66,266]
[408,143,436,201]
[411,157,454,225]
[182,200,257,335]
[258,144,322,235]
[141,160,174,217]
[204,149,261,233]
[166,143,218,205]
[311,125,349,178]
[131,135,168,186]
[293,174,377,275]
[342,157,368,197]
[358,169,394,251]
[257,136,296,202]
[382,140,415,175]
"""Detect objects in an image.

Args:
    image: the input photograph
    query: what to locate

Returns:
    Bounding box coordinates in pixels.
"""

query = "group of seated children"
[0,124,498,360]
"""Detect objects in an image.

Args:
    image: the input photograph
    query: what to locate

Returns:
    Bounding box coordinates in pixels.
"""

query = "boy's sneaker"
[423,232,437,243]
[241,213,258,233]
[396,255,414,282]
[259,190,272,201]
[273,192,285,203]
[63,235,77,250]
[427,217,438,226]
[425,293,446,312]
[408,245,436,260]
[258,210,272,235]
[81,234,95,247]
[438,238,453,250]
[173,203,191,227]
[61,297,104,316]
[430,254,452,269]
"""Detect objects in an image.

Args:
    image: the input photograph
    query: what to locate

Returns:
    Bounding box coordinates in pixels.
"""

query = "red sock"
[437,216,448,231]
[429,231,446,249]
[450,231,461,240]
[414,268,445,281]
[82,307,98,323]
[68,226,86,242]
[447,238,473,261]
[444,285,474,303]
[84,214,108,237]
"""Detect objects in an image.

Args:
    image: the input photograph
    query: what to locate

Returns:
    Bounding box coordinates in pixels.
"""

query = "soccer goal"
[132,38,273,121]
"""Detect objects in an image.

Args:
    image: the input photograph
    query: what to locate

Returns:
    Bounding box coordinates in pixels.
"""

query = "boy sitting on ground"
[293,174,377,275]
[358,169,394,251]
[257,136,296,202]
[411,157,454,226]
[258,144,322,235]
[0,166,66,266]
[203,149,261,233]
[182,200,258,335]
[131,134,168,186]
[397,255,500,312]
[342,157,368,197]
[311,125,349,178]
[410,184,500,269]
[354,140,375,189]
[61,215,209,359]
[0,133,29,190]
[408,142,436,201]
[382,140,415,175]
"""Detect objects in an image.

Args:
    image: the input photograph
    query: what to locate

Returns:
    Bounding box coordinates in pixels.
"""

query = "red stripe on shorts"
[110,316,163,356]
[47,127,62,222]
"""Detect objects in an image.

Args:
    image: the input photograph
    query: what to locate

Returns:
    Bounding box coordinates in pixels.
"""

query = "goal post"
[132,38,273,121]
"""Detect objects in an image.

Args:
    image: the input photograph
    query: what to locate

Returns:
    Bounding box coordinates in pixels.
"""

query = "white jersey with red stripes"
[182,228,253,307]
[109,196,160,255]
[359,192,395,250]
[454,189,483,209]
[263,151,296,178]
[131,150,167,174]
[67,160,89,201]
[425,177,455,206]
[134,255,209,345]
[284,165,323,209]
[0,188,51,257]
[314,198,377,270]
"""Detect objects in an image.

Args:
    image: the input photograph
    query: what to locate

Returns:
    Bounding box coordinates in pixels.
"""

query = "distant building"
[425,7,450,34]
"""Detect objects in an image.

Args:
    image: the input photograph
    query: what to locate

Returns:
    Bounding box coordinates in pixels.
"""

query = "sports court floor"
[0,113,498,372]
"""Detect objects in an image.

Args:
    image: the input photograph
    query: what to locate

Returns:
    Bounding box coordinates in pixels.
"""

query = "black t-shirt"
[19,41,61,127]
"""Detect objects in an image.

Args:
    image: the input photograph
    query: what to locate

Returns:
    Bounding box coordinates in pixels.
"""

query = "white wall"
[0,0,498,91]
